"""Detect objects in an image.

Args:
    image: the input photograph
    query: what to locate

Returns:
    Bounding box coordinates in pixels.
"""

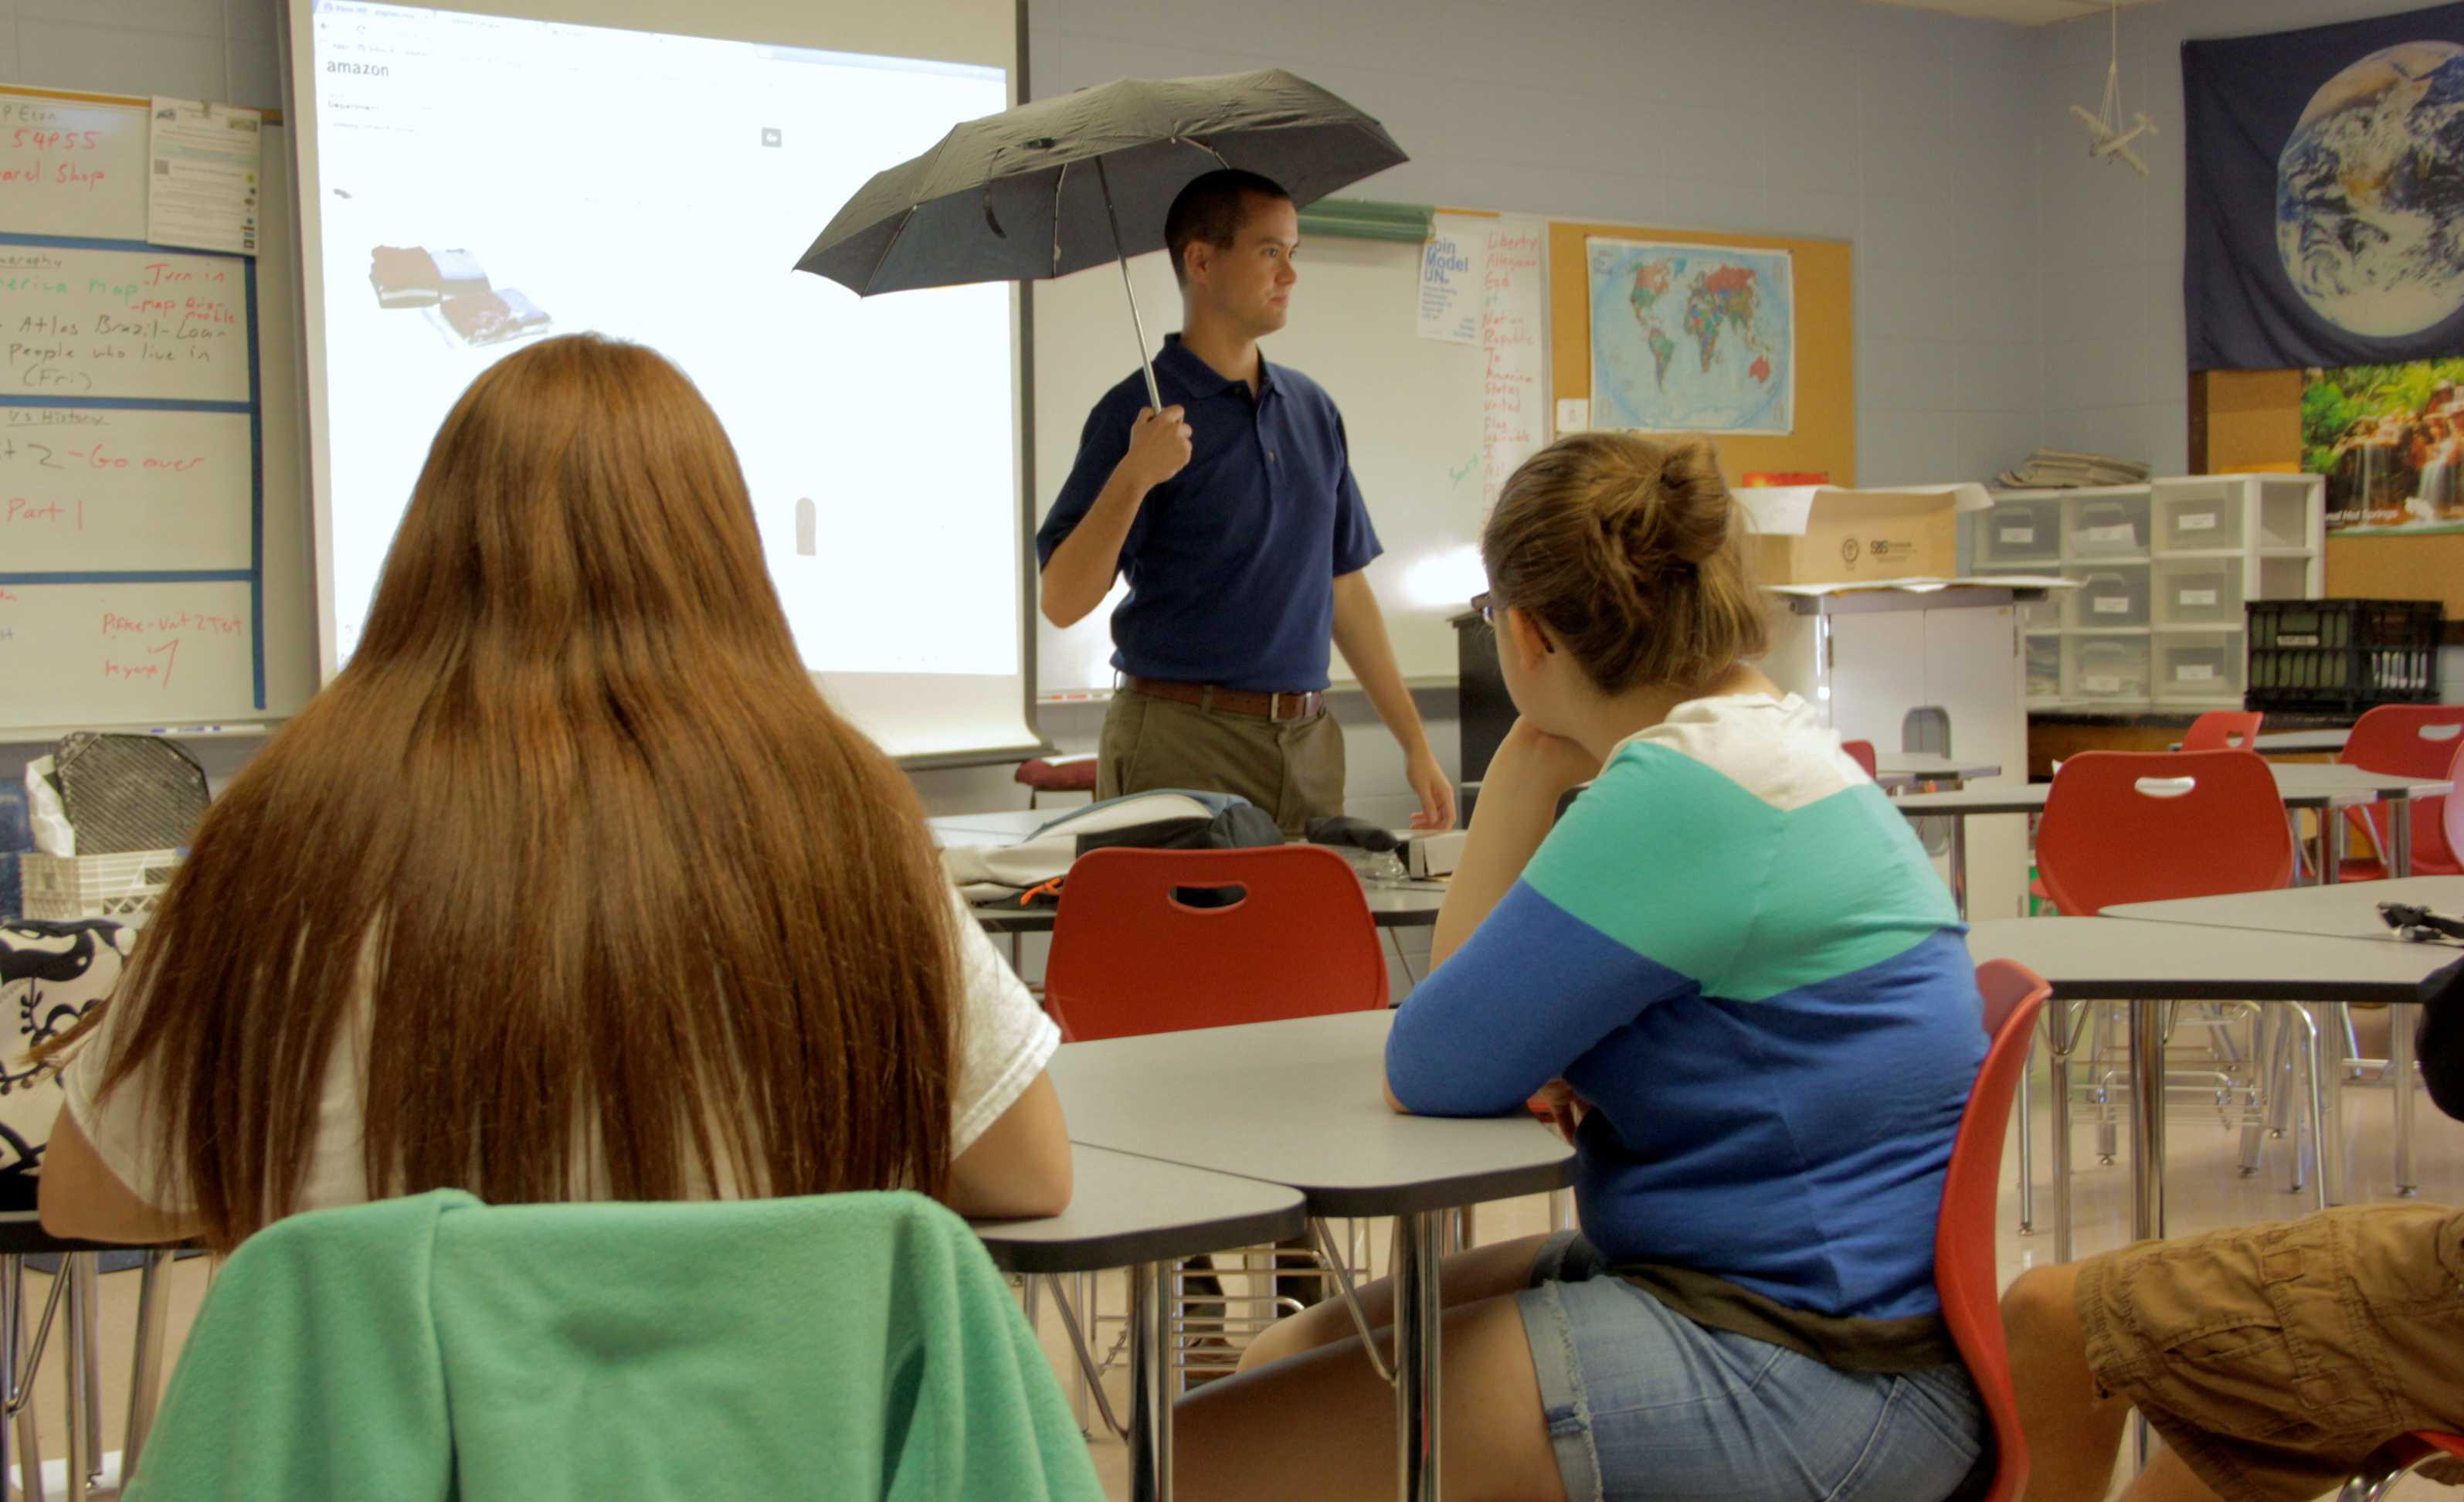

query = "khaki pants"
[1097,688,1345,835]
[2076,1204,2464,1501]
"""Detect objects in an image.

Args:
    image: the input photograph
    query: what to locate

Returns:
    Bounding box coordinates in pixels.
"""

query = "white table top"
[1049,1011,1576,1218]
[1964,916,2454,1001]
[968,1144,1308,1276]
[2253,730,2354,753]
[2105,876,2464,946]
[928,809,1057,844]
[1893,763,2449,817]
[1875,753,2002,780]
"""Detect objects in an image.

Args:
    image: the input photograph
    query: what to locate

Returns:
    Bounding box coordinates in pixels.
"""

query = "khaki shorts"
[1097,688,1344,837]
[2076,1204,2464,1502]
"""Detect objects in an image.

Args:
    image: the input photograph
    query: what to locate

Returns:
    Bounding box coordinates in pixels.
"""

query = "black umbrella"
[796,69,1407,409]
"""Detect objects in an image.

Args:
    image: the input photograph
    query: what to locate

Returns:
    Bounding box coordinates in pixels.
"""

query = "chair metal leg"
[11,1258,49,1502]
[124,1249,171,1484]
[71,1259,101,1495]
[60,1262,87,1502]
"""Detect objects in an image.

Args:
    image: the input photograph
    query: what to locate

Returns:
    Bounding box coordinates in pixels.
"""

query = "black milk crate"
[2245,599,2443,713]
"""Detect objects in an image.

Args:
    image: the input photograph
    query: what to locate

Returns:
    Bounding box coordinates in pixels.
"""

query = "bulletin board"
[1548,222,1854,484]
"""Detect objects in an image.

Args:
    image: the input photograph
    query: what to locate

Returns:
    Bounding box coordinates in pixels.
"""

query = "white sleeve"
[945,888,1061,1158]
[56,994,191,1214]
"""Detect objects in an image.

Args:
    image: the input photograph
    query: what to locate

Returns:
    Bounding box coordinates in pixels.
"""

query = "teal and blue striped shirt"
[1387,693,1984,1321]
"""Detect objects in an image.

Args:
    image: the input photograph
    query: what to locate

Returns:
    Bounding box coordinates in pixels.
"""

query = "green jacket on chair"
[127,1188,1103,1500]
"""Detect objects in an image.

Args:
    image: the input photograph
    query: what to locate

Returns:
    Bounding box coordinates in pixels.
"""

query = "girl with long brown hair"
[40,335,1069,1252]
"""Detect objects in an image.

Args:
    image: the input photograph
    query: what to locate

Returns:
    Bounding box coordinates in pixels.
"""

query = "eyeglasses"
[1471,590,1496,623]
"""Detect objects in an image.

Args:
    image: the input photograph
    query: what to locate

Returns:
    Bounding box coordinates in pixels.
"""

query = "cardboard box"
[1736,484,1991,587]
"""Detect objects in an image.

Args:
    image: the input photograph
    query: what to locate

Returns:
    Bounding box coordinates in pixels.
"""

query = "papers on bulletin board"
[1417,216,1481,345]
[147,97,261,255]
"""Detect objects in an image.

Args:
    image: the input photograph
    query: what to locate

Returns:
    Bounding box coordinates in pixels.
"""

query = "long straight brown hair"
[88,335,960,1251]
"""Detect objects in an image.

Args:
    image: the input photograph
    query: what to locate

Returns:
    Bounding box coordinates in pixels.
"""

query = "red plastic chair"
[2181,710,2265,752]
[1842,739,1879,780]
[2448,742,2464,871]
[2333,705,2464,882]
[1042,844,1388,1042]
[2030,727,2277,910]
[2036,751,2295,916]
[1937,960,2050,1502]
[2340,1431,2464,1499]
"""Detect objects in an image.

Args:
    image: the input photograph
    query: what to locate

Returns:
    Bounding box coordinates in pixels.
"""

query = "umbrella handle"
[1095,155,1164,412]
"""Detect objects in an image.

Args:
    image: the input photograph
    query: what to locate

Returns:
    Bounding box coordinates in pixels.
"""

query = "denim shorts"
[1515,1231,1987,1501]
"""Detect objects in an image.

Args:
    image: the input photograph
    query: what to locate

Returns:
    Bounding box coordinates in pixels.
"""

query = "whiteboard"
[4,246,252,403]
[0,97,149,240]
[0,88,314,738]
[1030,217,1547,695]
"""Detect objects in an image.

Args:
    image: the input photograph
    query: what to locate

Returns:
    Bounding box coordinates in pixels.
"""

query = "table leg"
[2393,1001,2418,1197]
[2318,1006,2347,1208]
[2130,999,2165,1245]
[1393,1211,1444,1502]
[2048,999,2079,1264]
[2016,1036,2035,1235]
[2388,792,2418,1198]
[1948,814,1969,920]
[1128,1260,1173,1502]
[2323,812,2343,886]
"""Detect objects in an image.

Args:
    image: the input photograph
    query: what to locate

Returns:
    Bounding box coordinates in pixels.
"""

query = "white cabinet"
[1974,475,2324,709]
[1763,592,2030,921]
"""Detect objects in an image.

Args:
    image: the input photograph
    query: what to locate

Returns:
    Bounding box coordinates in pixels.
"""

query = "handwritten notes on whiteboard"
[0,580,253,725]
[2,407,253,570]
[1478,218,1547,506]
[2,245,249,403]
[0,97,148,241]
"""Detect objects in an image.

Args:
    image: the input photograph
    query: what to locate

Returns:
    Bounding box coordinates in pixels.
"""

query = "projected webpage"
[304,2,1016,675]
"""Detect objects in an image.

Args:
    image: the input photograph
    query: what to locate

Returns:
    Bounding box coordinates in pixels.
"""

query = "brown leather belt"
[1125,676,1325,722]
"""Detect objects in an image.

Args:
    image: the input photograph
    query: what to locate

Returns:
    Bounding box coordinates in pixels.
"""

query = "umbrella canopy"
[796,70,1407,296]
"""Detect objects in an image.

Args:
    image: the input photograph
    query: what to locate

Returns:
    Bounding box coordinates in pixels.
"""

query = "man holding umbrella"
[1037,169,1455,834]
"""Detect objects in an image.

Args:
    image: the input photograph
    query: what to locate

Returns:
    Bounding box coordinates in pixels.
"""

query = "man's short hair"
[2424,954,2464,1122]
[1165,169,1291,286]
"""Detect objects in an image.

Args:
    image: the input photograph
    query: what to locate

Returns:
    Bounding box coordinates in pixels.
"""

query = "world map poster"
[1587,237,1794,436]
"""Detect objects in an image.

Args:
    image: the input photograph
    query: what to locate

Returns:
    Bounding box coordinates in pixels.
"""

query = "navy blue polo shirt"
[1036,335,1381,693]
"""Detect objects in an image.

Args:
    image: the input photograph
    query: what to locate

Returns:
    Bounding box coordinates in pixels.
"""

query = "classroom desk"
[970,1144,1307,1502]
[2103,878,2464,1199]
[970,883,1449,936]
[928,809,1057,844]
[1896,765,2451,913]
[1050,1010,1576,1502]
[2161,729,2351,755]
[1874,753,2002,781]
[1963,918,2454,1260]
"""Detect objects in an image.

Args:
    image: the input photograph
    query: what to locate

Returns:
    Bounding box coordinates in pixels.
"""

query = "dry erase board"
[0,87,316,738]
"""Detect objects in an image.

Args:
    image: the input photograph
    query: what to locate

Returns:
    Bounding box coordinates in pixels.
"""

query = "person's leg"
[1095,690,1146,803]
[1107,692,1286,810]
[1278,706,1347,836]
[1174,1290,1566,1502]
[1237,1232,1552,1374]
[2004,1263,2134,1502]
[2120,1446,2230,1502]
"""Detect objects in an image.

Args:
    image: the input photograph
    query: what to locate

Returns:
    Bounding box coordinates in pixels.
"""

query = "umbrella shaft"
[1095,155,1163,412]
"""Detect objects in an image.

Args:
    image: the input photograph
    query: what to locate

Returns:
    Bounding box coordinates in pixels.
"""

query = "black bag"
[2422,955,2464,1124]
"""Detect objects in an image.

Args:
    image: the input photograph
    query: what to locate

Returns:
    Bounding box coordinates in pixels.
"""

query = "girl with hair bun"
[1176,433,1991,1501]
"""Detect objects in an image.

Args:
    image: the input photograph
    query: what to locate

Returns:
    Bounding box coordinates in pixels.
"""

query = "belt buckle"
[1269,691,1290,721]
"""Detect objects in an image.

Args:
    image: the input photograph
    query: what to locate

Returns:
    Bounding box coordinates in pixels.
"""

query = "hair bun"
[1653,440,1734,566]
